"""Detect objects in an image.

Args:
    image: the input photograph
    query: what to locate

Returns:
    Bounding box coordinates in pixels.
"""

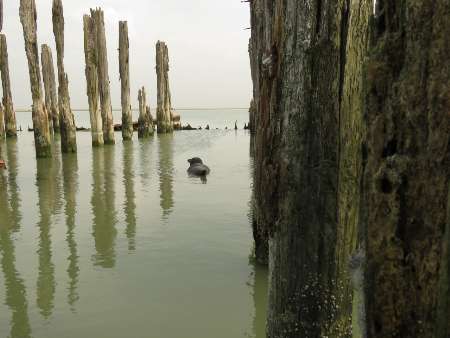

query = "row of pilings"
[1,0,177,159]
[249,0,450,337]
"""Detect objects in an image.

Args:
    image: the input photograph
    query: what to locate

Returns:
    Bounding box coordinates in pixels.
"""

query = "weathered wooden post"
[363,1,450,336]
[83,15,103,147]
[41,44,59,133]
[156,41,173,134]
[91,8,115,144]
[248,99,255,134]
[0,34,17,137]
[119,21,132,141]
[0,103,4,139]
[171,111,181,130]
[138,87,152,138]
[249,0,372,336]
[52,0,76,153]
[146,106,154,131]
[0,0,3,32]
[19,0,52,158]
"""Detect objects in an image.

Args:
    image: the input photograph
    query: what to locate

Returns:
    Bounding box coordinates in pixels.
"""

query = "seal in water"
[187,157,210,176]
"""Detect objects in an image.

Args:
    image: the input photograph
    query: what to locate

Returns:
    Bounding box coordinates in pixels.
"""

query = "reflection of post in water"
[122,141,136,251]
[249,263,268,338]
[0,196,32,338]
[158,134,174,219]
[35,157,57,318]
[49,135,64,215]
[91,146,117,268]
[138,137,152,188]
[0,141,32,338]
[62,154,80,309]
[5,138,22,230]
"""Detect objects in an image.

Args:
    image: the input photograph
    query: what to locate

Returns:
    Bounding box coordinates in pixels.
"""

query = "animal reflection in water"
[187,157,210,183]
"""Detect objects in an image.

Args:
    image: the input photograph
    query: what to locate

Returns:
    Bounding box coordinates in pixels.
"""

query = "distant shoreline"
[15,107,249,113]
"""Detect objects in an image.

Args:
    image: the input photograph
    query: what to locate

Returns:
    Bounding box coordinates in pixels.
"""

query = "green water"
[0,117,268,338]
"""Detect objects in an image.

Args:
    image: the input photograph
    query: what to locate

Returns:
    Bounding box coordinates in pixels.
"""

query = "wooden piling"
[52,0,76,153]
[41,44,59,133]
[119,21,132,141]
[0,34,17,137]
[0,103,4,139]
[19,0,52,158]
[91,8,115,144]
[146,106,154,131]
[138,87,152,138]
[83,15,103,147]
[248,99,256,134]
[155,41,173,134]
[0,0,3,32]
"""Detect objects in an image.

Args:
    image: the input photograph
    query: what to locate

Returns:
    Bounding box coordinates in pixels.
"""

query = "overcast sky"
[2,0,251,110]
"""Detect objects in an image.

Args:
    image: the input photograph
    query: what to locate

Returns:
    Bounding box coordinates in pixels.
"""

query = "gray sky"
[2,0,252,110]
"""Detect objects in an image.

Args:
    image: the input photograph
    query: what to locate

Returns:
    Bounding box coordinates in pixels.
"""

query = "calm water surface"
[0,110,268,338]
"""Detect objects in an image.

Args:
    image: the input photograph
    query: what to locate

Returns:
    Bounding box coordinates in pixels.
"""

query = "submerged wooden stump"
[137,87,153,138]
[52,0,76,153]
[91,8,115,145]
[0,34,17,137]
[41,44,59,133]
[83,15,103,147]
[171,111,181,130]
[156,41,173,134]
[19,0,52,158]
[119,21,133,141]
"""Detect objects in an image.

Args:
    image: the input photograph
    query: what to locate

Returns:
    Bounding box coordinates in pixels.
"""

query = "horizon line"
[15,107,249,113]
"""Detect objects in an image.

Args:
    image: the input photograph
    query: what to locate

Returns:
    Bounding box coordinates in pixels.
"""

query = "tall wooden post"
[0,34,17,137]
[19,0,52,158]
[0,0,3,32]
[91,8,115,144]
[119,21,132,141]
[83,15,103,147]
[52,0,76,153]
[156,41,173,134]
[138,87,152,138]
[41,44,59,133]
[363,1,450,336]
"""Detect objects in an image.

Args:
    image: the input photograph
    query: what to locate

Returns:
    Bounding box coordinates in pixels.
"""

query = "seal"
[187,157,210,176]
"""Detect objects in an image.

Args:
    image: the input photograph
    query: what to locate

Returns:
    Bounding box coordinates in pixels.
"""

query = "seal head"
[187,157,210,176]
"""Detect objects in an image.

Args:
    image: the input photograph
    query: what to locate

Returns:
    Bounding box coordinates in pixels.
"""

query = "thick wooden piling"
[363,2,450,336]
[83,15,103,147]
[0,34,17,137]
[91,8,115,144]
[155,41,173,134]
[41,44,59,133]
[138,87,152,138]
[19,0,52,158]
[119,21,132,141]
[52,0,76,153]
